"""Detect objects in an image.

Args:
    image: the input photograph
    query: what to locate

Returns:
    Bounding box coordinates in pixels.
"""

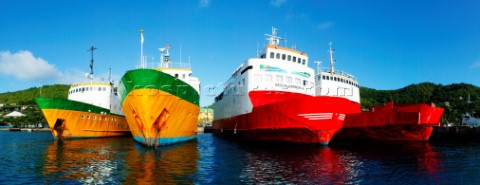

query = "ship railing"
[318,68,357,81]
[138,62,191,69]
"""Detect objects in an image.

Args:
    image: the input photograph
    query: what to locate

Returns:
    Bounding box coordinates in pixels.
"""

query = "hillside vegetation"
[0,84,70,105]
[361,82,480,124]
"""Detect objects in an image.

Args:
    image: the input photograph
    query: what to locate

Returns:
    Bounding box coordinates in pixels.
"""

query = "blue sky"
[1,0,479,107]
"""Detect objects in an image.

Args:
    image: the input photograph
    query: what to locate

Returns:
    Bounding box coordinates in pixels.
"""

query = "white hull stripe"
[298,113,333,120]
[298,113,346,121]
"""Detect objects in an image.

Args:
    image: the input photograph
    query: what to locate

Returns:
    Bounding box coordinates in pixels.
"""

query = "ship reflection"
[42,137,199,184]
[229,141,443,184]
[123,141,199,184]
[42,138,131,184]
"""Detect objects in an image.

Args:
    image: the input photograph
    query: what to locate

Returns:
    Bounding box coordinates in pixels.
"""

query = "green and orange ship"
[36,46,130,139]
[118,35,200,147]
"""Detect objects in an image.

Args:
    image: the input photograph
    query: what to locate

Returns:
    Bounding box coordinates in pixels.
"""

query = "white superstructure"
[314,42,360,104]
[67,46,124,115]
[139,42,200,94]
[214,27,315,120]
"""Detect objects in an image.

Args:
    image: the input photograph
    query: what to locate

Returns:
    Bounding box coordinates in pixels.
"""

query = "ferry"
[117,30,200,147]
[212,28,360,145]
[36,46,130,139]
[334,102,444,141]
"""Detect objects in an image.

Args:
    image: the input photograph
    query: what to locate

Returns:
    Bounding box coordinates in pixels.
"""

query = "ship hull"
[333,102,444,141]
[36,98,130,139]
[212,91,361,145]
[118,69,200,147]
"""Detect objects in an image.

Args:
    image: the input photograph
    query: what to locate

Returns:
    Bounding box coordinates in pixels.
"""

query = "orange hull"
[122,89,200,147]
[41,109,130,139]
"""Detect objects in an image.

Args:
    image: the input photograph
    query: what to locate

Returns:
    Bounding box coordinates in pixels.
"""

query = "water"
[1,131,480,185]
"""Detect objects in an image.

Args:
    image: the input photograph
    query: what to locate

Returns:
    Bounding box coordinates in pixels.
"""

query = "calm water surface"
[1,131,480,184]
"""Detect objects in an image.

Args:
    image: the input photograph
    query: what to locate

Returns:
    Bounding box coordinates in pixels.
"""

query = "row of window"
[320,75,359,87]
[260,52,307,65]
[80,114,119,122]
[255,74,312,86]
[69,86,108,95]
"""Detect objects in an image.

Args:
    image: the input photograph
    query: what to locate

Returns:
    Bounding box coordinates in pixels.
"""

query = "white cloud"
[471,60,480,68]
[0,50,62,81]
[270,0,287,7]
[316,22,334,30]
[200,0,210,7]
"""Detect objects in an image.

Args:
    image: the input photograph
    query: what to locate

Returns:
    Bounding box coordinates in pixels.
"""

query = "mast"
[159,47,165,68]
[108,67,112,83]
[328,42,335,74]
[140,29,145,68]
[315,61,322,74]
[87,45,97,82]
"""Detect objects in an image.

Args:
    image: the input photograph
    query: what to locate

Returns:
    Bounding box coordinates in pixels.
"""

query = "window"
[270,52,275,58]
[276,75,283,83]
[260,54,265,58]
[334,77,337,81]
[287,55,291,61]
[265,75,273,82]
[255,74,262,81]
[295,78,301,85]
[103,87,106,91]
[302,59,306,65]
[303,80,307,86]
[322,76,326,80]
[282,54,286,60]
[286,77,292,84]
[175,74,178,78]
[276,53,280,59]
[182,74,186,79]
[293,56,297,63]
[297,58,301,63]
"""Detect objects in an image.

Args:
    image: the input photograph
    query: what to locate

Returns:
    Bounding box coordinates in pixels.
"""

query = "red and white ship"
[333,102,444,141]
[212,28,361,145]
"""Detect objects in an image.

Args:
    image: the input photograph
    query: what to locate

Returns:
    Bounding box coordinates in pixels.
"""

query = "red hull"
[333,102,444,141]
[212,91,361,144]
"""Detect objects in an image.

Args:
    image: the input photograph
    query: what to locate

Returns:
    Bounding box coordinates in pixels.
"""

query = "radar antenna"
[265,27,283,46]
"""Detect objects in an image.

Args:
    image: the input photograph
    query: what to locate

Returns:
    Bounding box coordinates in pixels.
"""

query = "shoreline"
[0,128,50,132]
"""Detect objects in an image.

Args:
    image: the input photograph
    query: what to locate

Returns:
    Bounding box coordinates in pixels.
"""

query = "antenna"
[87,45,97,81]
[108,67,112,83]
[164,42,171,68]
[328,42,335,74]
